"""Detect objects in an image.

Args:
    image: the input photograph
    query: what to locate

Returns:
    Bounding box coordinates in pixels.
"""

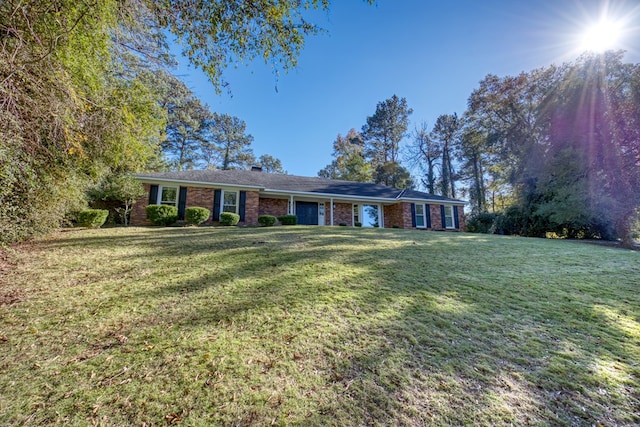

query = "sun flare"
[579,19,623,53]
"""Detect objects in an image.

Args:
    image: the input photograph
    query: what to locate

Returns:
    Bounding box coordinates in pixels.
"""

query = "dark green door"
[296,202,318,225]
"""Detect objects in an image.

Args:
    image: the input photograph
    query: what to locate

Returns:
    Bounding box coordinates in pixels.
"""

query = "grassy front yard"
[1,226,638,426]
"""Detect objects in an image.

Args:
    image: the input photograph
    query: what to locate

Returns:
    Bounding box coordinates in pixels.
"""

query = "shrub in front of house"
[354,222,362,227]
[220,212,240,226]
[146,205,178,226]
[77,209,109,228]
[186,207,210,225]
[277,215,297,225]
[258,215,277,227]
[466,213,498,234]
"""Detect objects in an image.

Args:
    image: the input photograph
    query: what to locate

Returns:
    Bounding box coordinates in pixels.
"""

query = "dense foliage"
[463,52,640,244]
[277,215,297,225]
[219,212,240,226]
[404,52,639,245]
[185,207,210,226]
[1,0,347,244]
[258,215,277,227]
[77,210,109,229]
[145,205,178,226]
[318,96,414,189]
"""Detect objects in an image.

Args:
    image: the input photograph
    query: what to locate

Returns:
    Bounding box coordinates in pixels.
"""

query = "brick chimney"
[251,166,263,172]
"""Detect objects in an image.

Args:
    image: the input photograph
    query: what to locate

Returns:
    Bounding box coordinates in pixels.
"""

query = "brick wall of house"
[243,191,260,226]
[131,183,152,225]
[430,204,443,230]
[187,187,215,224]
[324,202,331,225]
[259,198,289,217]
[130,184,261,226]
[384,203,413,229]
[458,209,466,231]
[427,204,465,231]
[333,202,353,226]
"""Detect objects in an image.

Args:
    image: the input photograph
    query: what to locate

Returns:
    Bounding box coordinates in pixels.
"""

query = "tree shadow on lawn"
[6,228,639,426]
[95,230,640,425]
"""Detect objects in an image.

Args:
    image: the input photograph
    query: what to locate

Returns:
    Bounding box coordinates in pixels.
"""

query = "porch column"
[330,198,334,226]
[289,195,294,215]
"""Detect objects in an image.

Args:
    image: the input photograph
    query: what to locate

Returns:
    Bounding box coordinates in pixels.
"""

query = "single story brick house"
[131,168,466,230]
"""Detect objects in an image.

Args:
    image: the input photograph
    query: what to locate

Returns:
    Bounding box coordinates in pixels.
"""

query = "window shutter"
[426,204,432,228]
[213,189,221,221]
[440,205,446,228]
[453,206,460,229]
[178,187,187,220]
[239,191,246,222]
[148,185,158,205]
[410,203,416,227]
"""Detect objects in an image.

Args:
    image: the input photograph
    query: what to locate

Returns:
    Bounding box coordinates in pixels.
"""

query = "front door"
[296,202,319,225]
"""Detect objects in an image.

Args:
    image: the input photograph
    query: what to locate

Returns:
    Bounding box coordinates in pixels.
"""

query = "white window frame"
[158,185,178,207]
[353,203,383,228]
[444,205,455,229]
[415,203,426,228]
[221,190,239,214]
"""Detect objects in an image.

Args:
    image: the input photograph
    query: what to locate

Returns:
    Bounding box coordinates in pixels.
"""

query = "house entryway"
[296,201,319,225]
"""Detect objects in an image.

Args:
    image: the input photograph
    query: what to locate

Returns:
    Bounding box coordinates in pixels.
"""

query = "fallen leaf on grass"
[164,413,180,424]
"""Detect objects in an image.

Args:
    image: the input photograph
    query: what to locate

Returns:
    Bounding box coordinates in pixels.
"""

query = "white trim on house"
[221,190,239,215]
[352,203,384,228]
[443,205,455,229]
[414,203,427,228]
[400,197,465,206]
[158,185,179,207]
[262,189,396,204]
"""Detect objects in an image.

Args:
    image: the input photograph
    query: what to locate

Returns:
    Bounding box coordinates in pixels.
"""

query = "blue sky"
[171,0,640,179]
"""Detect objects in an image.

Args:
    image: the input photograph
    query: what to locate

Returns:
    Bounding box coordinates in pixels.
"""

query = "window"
[353,204,382,227]
[415,204,426,228]
[362,205,380,227]
[160,186,178,206]
[444,205,454,228]
[222,190,238,214]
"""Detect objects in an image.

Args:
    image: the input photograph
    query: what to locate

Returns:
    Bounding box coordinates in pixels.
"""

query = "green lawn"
[1,226,638,426]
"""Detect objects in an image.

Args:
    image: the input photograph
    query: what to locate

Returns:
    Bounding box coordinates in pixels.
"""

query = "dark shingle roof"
[135,170,464,203]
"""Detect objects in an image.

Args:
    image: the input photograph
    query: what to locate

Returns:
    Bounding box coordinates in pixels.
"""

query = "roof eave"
[132,175,265,190]
[261,189,399,203]
[399,197,467,205]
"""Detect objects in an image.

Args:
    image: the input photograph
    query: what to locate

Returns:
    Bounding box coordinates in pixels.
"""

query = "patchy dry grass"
[0,226,639,426]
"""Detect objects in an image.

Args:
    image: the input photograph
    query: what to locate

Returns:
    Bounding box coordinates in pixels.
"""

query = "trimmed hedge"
[220,212,240,226]
[78,209,109,228]
[186,207,210,225]
[258,215,277,227]
[277,215,297,225]
[146,204,178,226]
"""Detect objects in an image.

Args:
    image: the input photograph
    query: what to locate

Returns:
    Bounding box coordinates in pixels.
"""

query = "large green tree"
[465,52,639,244]
[362,95,413,165]
[431,113,462,198]
[0,1,164,244]
[256,154,287,174]
[163,94,214,170]
[456,127,488,215]
[361,95,413,188]
[207,113,255,170]
[318,129,372,182]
